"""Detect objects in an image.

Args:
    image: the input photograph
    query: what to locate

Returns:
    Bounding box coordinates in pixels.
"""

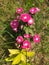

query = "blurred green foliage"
[0,0,49,65]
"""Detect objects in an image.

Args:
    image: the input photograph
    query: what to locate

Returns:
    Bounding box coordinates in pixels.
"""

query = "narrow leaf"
[8,49,20,55]
[5,57,13,61]
[21,53,26,63]
[5,55,16,62]
[12,54,21,65]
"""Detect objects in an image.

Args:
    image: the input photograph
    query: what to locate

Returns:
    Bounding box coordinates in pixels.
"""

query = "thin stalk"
[26,50,27,65]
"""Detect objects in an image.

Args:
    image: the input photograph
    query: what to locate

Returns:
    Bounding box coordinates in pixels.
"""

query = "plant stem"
[26,50,27,65]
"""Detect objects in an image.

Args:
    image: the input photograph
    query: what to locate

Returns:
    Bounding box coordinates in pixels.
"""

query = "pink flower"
[16,36,24,44]
[16,8,23,14]
[33,34,40,43]
[30,7,40,14]
[27,18,34,25]
[20,13,31,22]
[10,20,19,32]
[21,40,31,49]
[10,20,19,29]
[24,34,31,38]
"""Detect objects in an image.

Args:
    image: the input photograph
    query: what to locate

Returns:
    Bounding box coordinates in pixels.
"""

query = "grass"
[0,0,49,65]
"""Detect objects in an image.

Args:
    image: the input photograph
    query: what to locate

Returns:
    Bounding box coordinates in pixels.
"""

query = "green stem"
[26,50,27,65]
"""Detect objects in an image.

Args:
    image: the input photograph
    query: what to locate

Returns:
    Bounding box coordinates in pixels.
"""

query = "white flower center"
[18,39,21,42]
[24,43,28,46]
[18,9,21,11]
[32,9,34,11]
[14,23,16,25]
[24,16,27,19]
[13,28,17,30]
[36,38,38,40]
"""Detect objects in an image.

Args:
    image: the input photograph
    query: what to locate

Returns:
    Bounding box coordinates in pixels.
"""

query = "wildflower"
[10,20,19,32]
[30,7,40,14]
[10,20,19,29]
[16,8,23,14]
[33,34,40,43]
[21,40,31,49]
[16,36,24,44]
[20,13,31,22]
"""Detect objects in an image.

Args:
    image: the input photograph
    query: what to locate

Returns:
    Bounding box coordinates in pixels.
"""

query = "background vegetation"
[0,0,49,65]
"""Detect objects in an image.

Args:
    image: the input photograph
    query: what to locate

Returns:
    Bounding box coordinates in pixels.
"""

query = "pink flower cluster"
[10,7,40,32]
[10,7,40,49]
[16,34,40,49]
[16,35,31,49]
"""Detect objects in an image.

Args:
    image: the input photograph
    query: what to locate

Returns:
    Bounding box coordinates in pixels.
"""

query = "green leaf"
[12,54,21,65]
[27,51,35,57]
[27,63,31,65]
[24,26,29,34]
[28,28,34,36]
[47,20,49,25]
[21,53,26,63]
[8,49,20,56]
[21,49,26,55]
[21,50,35,57]
[5,55,16,62]
[5,57,13,62]
[39,0,44,2]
